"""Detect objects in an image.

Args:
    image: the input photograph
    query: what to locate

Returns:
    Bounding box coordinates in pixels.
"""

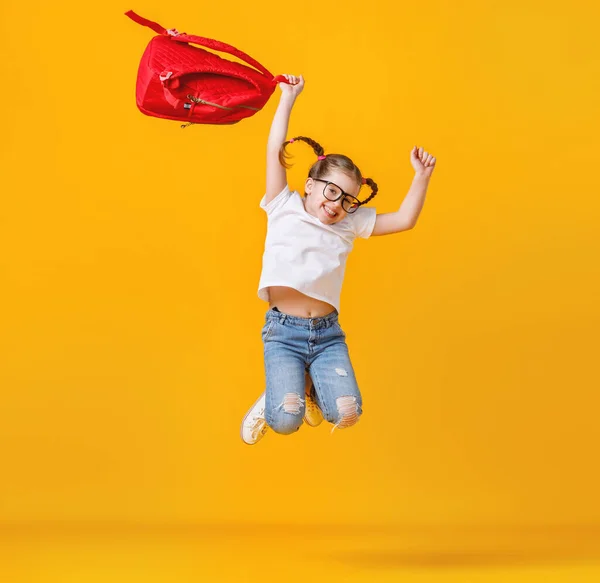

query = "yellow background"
[1,0,599,536]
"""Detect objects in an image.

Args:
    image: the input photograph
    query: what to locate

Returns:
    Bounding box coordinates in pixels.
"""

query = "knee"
[268,415,303,435]
[330,395,362,430]
[266,392,305,435]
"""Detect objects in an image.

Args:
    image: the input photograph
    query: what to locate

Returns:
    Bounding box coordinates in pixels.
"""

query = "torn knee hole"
[278,393,304,415]
[335,395,360,428]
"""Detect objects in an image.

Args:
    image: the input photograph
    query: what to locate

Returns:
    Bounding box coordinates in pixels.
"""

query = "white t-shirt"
[257,184,377,313]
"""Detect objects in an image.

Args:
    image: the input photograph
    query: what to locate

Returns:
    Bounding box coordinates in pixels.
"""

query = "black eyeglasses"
[312,179,361,213]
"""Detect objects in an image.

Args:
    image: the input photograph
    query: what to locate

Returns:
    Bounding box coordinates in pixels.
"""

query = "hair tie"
[289,138,295,143]
[318,155,326,160]
[361,178,367,185]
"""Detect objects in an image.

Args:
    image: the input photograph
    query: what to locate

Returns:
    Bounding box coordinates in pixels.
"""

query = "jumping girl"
[241,74,436,444]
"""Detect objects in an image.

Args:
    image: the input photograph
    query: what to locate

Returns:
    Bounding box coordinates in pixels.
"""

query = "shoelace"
[305,398,322,415]
[251,420,268,440]
[248,407,267,440]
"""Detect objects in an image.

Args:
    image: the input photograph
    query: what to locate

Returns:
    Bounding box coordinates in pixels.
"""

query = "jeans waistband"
[266,307,339,329]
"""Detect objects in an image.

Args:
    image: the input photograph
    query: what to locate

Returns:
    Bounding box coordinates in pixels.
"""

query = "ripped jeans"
[263,307,363,434]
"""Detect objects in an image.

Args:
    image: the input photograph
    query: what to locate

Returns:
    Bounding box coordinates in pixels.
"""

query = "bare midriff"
[267,286,336,318]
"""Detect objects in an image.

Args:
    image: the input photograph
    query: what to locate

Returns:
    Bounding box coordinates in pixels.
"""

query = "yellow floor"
[2,524,600,583]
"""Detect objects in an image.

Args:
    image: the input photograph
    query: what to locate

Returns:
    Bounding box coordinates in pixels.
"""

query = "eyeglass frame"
[311,178,362,213]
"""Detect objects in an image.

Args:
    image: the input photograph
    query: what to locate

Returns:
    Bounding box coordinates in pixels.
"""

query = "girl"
[241,74,436,444]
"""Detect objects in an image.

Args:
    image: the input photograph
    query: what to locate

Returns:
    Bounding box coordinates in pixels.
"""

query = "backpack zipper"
[186,94,259,111]
[180,94,258,128]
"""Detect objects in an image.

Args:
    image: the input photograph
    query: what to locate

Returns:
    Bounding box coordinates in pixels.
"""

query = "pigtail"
[278,136,325,169]
[359,177,379,206]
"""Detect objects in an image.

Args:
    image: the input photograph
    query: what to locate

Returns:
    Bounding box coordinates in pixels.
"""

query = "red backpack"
[125,10,289,127]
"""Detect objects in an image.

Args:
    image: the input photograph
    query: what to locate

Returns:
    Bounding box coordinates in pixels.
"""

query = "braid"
[278,136,325,169]
[360,177,379,206]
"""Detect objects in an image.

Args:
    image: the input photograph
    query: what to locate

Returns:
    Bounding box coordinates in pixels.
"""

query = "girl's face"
[304,170,361,225]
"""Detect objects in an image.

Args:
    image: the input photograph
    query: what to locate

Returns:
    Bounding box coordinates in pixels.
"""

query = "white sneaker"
[241,392,269,445]
[304,384,324,427]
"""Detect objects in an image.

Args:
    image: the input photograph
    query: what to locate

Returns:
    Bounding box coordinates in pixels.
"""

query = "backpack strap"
[125,10,169,35]
[125,11,290,84]
[173,33,272,79]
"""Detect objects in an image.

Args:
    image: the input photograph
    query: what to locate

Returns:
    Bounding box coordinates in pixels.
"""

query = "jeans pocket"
[333,322,346,338]
[262,319,277,342]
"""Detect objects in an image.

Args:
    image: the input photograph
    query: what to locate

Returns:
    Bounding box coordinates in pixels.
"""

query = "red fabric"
[125,10,290,126]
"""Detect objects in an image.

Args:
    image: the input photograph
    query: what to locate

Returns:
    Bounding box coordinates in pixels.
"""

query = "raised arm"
[265,74,305,205]
[371,146,437,236]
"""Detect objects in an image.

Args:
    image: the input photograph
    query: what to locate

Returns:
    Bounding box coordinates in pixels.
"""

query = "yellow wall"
[1,0,599,526]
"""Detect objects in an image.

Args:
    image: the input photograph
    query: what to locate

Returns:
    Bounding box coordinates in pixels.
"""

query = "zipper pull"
[187,94,205,105]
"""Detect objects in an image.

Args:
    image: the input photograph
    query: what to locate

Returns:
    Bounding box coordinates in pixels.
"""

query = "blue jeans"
[262,307,363,435]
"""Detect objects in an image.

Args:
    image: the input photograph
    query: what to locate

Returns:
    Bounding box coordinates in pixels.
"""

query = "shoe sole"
[304,413,324,427]
[240,392,269,445]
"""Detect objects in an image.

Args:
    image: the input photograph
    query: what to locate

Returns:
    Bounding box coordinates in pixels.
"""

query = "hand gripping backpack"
[125,10,290,127]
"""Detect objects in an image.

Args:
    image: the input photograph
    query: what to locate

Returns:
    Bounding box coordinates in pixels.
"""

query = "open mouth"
[323,205,337,218]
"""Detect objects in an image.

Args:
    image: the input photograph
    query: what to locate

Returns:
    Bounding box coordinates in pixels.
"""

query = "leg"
[309,340,363,432]
[241,369,312,443]
[264,344,307,435]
